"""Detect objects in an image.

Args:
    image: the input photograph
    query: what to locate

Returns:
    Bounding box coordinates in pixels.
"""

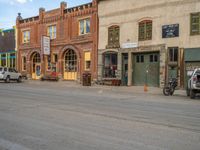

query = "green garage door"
[133,53,159,87]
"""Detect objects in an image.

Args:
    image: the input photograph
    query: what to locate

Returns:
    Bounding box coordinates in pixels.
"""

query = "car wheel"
[190,90,195,99]
[5,76,10,83]
[17,76,22,83]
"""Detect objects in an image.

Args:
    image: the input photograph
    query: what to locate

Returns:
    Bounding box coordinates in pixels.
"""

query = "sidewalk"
[24,80,187,96]
[94,84,187,96]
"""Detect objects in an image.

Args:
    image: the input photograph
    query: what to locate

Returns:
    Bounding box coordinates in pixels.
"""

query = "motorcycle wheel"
[163,86,170,96]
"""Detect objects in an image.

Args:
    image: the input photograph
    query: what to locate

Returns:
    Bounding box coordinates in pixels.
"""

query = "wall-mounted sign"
[122,42,138,49]
[41,36,50,55]
[162,24,179,38]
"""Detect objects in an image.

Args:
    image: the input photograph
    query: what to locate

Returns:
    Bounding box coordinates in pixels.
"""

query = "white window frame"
[79,18,90,35]
[22,30,30,43]
[47,25,56,39]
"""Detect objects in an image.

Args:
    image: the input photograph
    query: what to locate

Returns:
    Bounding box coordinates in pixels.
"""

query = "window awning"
[184,48,200,61]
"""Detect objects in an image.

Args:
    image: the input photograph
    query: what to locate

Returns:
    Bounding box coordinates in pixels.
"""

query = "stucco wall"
[98,0,200,49]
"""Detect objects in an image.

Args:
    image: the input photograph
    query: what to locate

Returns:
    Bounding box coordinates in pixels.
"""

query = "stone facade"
[97,0,200,87]
[16,1,98,82]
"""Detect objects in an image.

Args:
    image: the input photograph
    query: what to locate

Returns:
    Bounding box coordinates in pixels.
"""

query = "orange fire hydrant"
[144,84,148,92]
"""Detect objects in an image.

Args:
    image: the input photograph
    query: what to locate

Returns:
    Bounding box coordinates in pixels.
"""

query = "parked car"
[187,68,200,99]
[0,67,22,83]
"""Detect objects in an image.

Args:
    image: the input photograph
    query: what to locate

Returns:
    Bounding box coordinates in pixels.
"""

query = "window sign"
[162,24,179,38]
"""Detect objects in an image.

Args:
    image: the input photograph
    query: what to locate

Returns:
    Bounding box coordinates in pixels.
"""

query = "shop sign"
[42,36,50,55]
[162,24,179,38]
[122,42,138,48]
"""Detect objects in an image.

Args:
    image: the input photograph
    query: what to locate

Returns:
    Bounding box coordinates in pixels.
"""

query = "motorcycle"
[163,78,178,96]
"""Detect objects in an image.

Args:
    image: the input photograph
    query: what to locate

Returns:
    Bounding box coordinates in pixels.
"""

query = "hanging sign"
[41,36,50,55]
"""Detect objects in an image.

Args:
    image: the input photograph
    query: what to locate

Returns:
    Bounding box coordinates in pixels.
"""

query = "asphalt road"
[0,81,200,150]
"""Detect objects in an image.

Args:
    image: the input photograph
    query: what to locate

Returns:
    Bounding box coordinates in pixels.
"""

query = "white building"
[97,0,200,87]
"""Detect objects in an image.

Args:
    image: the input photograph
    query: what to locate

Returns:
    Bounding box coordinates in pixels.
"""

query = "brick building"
[16,0,98,81]
[0,28,16,69]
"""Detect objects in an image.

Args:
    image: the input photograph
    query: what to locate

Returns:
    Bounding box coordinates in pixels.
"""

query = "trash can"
[82,72,91,86]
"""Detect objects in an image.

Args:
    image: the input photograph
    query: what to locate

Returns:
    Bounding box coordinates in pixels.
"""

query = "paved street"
[0,81,200,150]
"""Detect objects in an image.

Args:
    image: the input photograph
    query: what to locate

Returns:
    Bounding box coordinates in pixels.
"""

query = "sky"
[0,0,92,29]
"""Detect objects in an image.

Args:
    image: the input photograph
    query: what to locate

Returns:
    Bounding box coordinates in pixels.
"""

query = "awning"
[184,48,200,61]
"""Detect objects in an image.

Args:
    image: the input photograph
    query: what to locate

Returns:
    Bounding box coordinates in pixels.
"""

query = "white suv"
[187,68,200,99]
[0,67,22,83]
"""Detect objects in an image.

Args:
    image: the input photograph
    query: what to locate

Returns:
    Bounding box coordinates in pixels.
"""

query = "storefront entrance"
[133,52,159,87]
[32,52,41,80]
[63,49,77,80]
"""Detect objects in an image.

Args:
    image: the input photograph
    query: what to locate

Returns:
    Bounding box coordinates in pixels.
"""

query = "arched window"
[32,52,41,73]
[107,26,120,48]
[138,20,152,41]
[103,52,118,78]
[64,49,77,72]
[33,53,41,63]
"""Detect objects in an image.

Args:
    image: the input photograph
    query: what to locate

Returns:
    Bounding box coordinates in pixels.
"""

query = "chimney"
[92,0,97,6]
[16,13,22,25]
[39,7,45,22]
[60,1,67,16]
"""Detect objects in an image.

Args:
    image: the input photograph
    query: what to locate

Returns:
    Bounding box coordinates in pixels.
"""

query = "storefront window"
[32,53,41,73]
[1,54,6,67]
[10,53,16,68]
[53,54,58,63]
[22,56,26,71]
[46,55,51,71]
[84,51,91,71]
[103,52,118,78]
